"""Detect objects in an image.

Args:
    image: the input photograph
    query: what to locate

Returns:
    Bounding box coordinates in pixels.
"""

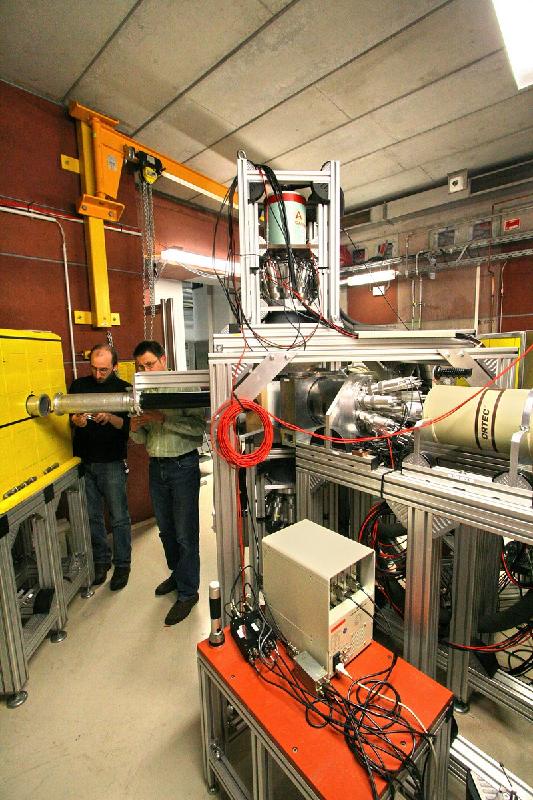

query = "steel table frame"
[0,463,94,706]
[198,643,452,800]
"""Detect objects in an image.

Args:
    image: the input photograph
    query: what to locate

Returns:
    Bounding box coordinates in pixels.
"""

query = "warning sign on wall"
[503,217,521,232]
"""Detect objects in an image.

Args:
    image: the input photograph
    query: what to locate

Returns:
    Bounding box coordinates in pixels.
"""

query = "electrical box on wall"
[432,226,456,249]
[448,169,468,194]
[262,519,375,677]
[430,217,500,250]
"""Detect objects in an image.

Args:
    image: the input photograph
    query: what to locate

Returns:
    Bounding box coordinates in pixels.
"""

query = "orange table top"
[198,633,453,800]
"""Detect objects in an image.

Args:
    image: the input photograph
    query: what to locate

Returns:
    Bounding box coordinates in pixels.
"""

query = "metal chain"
[140,179,156,339]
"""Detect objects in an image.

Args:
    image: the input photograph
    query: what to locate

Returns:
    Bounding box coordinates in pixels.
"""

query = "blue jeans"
[84,461,132,569]
[149,451,200,601]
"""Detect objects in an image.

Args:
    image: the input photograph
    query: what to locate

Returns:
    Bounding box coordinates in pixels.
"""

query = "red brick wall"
[0,80,225,522]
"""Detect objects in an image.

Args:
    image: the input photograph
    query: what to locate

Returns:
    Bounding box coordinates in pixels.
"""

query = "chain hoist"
[135,151,164,340]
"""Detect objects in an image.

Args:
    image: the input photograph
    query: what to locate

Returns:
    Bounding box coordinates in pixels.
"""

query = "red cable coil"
[212,398,274,468]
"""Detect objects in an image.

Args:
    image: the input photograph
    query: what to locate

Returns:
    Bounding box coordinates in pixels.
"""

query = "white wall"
[155,278,186,370]
[156,278,235,368]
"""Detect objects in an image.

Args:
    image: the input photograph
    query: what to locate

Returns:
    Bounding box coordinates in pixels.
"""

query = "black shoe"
[110,566,130,591]
[164,593,199,626]
[92,565,110,586]
[155,575,176,596]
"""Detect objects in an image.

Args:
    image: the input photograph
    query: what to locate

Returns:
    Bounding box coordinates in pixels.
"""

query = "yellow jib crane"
[62,102,233,328]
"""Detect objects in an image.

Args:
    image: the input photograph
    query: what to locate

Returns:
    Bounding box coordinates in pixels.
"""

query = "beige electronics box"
[262,519,375,678]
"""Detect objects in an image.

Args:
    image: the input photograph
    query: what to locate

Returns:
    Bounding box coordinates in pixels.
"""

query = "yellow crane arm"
[62,102,235,328]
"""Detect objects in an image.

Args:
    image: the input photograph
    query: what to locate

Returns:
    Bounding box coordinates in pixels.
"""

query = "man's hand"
[130,410,165,432]
[92,412,124,429]
[71,413,89,427]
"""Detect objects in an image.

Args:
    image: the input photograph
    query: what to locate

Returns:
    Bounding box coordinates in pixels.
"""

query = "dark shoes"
[110,566,130,591]
[93,564,110,586]
[164,593,199,626]
[155,575,176,596]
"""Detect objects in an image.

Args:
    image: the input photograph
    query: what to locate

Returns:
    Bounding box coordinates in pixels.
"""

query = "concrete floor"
[0,476,531,799]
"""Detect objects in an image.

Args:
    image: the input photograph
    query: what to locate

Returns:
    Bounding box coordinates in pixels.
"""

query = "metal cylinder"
[265,192,306,246]
[52,391,135,415]
[26,394,51,417]
[307,375,346,423]
[423,386,533,457]
[208,580,225,647]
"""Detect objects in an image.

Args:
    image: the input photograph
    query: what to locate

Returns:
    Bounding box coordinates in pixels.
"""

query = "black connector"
[230,608,276,664]
[332,651,342,672]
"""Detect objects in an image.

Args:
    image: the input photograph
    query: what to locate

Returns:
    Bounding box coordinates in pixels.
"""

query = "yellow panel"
[61,154,80,173]
[74,310,93,325]
[482,336,521,388]
[0,330,75,507]
[117,360,135,384]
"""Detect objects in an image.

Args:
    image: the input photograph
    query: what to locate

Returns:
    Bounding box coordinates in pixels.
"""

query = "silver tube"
[208,581,225,647]
[360,393,402,411]
[26,394,51,417]
[371,377,422,394]
[53,391,135,415]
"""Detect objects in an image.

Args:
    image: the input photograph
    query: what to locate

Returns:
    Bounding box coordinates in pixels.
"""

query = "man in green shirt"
[131,341,206,625]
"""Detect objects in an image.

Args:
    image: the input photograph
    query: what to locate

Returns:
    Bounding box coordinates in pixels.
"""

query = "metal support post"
[251,731,274,800]
[424,711,452,800]
[404,508,447,677]
[66,474,95,597]
[253,470,265,579]
[198,660,218,793]
[327,160,341,323]
[44,499,68,631]
[31,507,66,642]
[349,490,374,539]
[0,522,28,704]
[296,468,310,520]
[211,362,242,622]
[447,527,502,708]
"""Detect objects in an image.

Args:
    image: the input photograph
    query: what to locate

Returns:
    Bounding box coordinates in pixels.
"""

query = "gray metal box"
[262,519,375,677]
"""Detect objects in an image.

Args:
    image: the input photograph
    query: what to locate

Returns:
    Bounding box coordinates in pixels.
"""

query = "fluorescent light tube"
[492,0,533,90]
[160,248,237,274]
[345,268,397,286]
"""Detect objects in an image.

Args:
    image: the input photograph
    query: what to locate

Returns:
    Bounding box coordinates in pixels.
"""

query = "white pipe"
[0,205,78,378]
[473,263,481,334]
[498,260,508,333]
[418,275,423,330]
[0,201,141,235]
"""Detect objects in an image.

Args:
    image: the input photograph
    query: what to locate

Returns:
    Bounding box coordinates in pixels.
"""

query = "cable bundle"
[358,502,407,617]
[252,635,431,799]
[225,564,431,800]
[212,398,273,468]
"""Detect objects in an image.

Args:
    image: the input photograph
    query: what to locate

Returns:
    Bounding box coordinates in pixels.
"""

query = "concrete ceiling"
[1,0,532,213]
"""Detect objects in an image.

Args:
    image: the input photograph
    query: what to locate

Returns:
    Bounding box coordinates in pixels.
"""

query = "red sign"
[504,217,521,231]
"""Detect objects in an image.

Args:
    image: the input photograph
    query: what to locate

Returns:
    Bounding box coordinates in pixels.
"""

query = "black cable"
[243,578,430,800]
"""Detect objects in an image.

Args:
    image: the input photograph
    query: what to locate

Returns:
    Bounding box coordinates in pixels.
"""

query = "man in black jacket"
[69,344,132,590]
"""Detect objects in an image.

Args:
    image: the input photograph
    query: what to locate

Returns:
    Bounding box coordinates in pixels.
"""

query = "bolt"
[108,212,113,218]
[292,746,298,753]
[81,205,87,210]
